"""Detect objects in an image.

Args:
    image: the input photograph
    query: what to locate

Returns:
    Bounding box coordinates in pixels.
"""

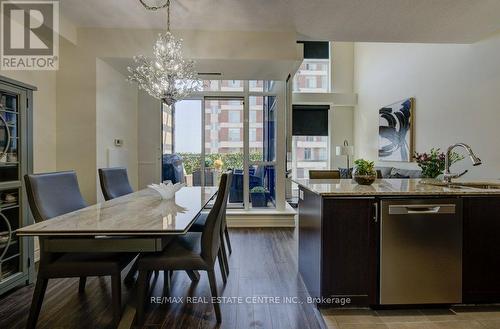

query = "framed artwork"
[378,98,414,162]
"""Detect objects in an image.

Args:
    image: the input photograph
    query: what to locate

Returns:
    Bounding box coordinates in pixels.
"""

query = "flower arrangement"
[214,158,224,171]
[413,148,464,179]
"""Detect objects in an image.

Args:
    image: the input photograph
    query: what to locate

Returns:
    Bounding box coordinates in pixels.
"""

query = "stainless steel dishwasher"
[380,198,462,305]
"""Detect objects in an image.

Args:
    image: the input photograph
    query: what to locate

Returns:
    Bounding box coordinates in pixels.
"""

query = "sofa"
[339,166,422,179]
[375,166,422,178]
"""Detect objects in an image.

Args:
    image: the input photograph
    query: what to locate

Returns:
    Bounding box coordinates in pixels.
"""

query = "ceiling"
[60,0,500,43]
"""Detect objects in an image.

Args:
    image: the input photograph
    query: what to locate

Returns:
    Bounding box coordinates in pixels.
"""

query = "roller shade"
[292,104,329,136]
[297,41,329,59]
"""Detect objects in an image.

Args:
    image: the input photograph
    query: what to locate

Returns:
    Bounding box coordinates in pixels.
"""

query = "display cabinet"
[0,75,35,295]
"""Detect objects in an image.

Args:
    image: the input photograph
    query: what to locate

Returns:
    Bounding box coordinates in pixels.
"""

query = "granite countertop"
[292,178,500,196]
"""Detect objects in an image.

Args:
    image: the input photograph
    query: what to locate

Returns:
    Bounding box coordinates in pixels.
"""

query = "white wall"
[291,42,357,170]
[354,33,500,178]
[96,59,138,201]
[137,90,161,189]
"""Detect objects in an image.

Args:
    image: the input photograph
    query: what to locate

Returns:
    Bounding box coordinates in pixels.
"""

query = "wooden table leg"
[186,270,200,282]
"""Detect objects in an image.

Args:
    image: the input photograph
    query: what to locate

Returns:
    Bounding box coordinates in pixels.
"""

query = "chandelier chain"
[139,0,169,11]
[138,0,171,31]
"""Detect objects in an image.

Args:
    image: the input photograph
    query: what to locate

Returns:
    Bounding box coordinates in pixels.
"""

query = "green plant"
[204,158,213,168]
[250,186,266,193]
[414,148,464,179]
[353,159,375,175]
[177,152,263,175]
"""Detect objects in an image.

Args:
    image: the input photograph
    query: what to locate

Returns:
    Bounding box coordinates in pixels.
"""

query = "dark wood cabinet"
[463,196,500,303]
[298,186,500,308]
[298,186,377,307]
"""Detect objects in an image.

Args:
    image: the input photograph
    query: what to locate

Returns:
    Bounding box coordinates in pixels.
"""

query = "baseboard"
[227,214,296,227]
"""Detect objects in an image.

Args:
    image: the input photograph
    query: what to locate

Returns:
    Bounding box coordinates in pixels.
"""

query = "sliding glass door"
[203,97,244,207]
[162,100,202,187]
[162,80,282,210]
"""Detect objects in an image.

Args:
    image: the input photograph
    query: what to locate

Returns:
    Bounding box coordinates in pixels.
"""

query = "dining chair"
[189,172,233,278]
[136,171,233,324]
[98,167,134,201]
[24,171,136,328]
[309,169,341,179]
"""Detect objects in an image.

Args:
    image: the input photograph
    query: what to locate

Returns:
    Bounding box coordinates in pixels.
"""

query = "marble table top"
[17,186,218,236]
[292,178,500,196]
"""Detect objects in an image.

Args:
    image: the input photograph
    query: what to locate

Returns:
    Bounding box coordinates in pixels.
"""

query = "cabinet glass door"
[0,91,19,182]
[0,87,22,282]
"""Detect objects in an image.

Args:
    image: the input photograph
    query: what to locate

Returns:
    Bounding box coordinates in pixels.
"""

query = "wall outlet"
[114,139,123,147]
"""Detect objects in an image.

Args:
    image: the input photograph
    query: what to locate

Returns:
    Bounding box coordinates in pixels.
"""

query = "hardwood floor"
[0,228,323,329]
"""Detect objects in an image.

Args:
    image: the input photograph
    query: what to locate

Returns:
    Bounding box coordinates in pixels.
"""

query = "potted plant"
[250,186,267,207]
[414,148,464,179]
[352,159,377,185]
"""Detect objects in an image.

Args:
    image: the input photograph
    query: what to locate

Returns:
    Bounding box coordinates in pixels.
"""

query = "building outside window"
[293,41,330,93]
[249,128,257,142]
[228,111,240,123]
[228,128,240,141]
[291,135,329,180]
[304,148,312,160]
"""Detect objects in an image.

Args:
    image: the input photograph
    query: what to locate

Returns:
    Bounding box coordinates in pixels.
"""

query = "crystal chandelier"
[128,0,201,105]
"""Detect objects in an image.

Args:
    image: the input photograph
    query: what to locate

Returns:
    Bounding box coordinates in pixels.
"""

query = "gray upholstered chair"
[24,171,136,328]
[189,185,232,278]
[136,171,233,324]
[98,167,134,201]
[309,169,341,179]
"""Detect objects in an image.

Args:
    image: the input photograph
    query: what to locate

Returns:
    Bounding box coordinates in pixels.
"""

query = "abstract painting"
[378,98,414,162]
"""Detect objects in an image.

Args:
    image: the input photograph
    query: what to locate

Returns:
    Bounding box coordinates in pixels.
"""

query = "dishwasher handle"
[388,204,456,215]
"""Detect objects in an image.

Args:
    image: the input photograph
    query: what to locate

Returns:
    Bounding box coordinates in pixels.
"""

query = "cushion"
[390,168,421,178]
[389,172,410,179]
[138,232,206,270]
[338,168,352,179]
[375,166,393,178]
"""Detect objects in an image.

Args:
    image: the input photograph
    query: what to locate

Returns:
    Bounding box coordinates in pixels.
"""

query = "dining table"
[16,186,219,329]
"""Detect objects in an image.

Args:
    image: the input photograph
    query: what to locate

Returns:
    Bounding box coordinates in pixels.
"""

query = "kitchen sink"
[422,180,500,190]
[449,182,500,190]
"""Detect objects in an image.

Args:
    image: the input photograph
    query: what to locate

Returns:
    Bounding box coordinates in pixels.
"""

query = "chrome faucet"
[443,143,482,183]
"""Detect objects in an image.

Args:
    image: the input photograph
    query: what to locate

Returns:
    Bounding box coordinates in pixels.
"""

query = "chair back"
[201,170,232,264]
[98,167,134,201]
[309,170,340,179]
[24,171,87,222]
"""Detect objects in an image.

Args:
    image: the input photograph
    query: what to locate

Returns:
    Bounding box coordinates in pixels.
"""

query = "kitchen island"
[294,178,500,308]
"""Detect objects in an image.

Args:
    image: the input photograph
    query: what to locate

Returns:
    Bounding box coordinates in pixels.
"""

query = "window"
[228,128,240,141]
[250,110,257,122]
[228,111,240,123]
[304,148,312,160]
[293,41,330,93]
[291,135,329,180]
[306,76,317,89]
[249,128,257,142]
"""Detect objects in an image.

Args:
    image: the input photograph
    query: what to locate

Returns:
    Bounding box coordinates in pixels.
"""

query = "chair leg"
[224,224,232,254]
[163,270,171,295]
[186,270,200,282]
[136,270,150,325]
[207,269,222,323]
[220,234,230,276]
[124,258,138,284]
[78,276,87,293]
[111,274,122,327]
[27,276,48,329]
[217,249,227,284]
